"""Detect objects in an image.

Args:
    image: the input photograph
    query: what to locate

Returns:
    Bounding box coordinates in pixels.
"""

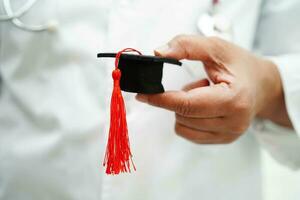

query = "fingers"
[182,78,210,92]
[175,123,237,144]
[136,90,192,114]
[175,114,225,132]
[136,82,231,118]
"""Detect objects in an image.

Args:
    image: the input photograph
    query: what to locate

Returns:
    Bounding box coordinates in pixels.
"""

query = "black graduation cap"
[97,53,182,94]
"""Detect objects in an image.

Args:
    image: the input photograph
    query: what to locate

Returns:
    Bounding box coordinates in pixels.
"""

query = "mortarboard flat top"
[97,53,182,94]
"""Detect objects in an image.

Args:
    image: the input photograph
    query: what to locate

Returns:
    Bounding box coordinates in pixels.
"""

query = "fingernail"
[154,44,170,56]
[135,94,148,103]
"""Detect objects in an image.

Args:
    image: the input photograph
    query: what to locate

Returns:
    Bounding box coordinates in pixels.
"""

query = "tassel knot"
[112,69,121,81]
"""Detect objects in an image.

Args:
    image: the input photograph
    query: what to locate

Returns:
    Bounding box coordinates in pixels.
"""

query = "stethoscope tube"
[0,0,57,32]
[0,0,37,20]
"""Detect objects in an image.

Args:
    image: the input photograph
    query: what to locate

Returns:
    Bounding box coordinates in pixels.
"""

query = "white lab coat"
[0,0,300,200]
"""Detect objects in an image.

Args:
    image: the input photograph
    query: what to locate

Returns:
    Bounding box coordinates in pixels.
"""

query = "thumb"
[154,35,211,61]
[182,78,210,92]
[154,35,231,65]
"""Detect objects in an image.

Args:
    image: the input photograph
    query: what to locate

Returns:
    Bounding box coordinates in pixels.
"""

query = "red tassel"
[103,48,141,175]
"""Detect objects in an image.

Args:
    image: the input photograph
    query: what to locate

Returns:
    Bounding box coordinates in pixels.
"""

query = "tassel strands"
[103,48,141,175]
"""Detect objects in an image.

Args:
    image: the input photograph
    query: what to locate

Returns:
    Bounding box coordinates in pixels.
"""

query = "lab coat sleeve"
[253,0,300,169]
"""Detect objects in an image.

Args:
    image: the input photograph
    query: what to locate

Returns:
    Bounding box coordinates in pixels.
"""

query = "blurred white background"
[262,150,300,200]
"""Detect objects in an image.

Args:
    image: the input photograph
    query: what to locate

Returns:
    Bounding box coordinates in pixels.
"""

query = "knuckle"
[148,95,164,108]
[207,36,223,44]
[206,36,228,62]
[222,134,239,144]
[194,132,221,144]
[227,103,251,134]
[172,34,190,58]
[193,140,206,145]
[235,101,250,113]
[196,140,214,145]
[175,113,183,123]
[174,123,182,136]
[231,122,250,134]
[229,92,252,114]
[173,34,189,43]
[226,100,251,134]
[222,138,235,144]
[176,98,192,116]
[207,37,224,50]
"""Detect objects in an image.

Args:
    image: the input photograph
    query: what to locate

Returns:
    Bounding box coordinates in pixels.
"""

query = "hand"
[136,35,291,144]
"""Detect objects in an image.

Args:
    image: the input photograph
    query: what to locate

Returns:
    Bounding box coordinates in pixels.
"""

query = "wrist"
[255,59,292,127]
[255,59,282,117]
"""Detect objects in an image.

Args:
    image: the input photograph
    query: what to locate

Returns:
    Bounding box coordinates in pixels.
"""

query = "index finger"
[136,83,231,118]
